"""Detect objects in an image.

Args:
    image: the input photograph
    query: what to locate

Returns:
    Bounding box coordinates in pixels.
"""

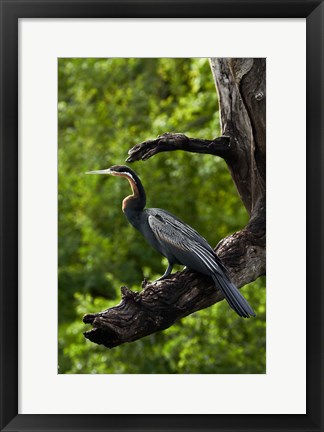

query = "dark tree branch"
[83,221,265,349]
[83,58,266,349]
[126,133,233,162]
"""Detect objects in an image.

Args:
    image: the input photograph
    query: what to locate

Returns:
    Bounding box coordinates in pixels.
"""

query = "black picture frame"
[1,1,323,431]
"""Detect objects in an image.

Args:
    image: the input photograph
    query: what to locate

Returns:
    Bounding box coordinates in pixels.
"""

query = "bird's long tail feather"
[211,274,256,318]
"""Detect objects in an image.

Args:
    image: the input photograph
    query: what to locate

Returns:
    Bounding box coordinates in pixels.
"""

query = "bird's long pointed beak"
[85,168,112,175]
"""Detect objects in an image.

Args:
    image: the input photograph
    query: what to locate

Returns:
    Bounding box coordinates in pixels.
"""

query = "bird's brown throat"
[113,173,139,212]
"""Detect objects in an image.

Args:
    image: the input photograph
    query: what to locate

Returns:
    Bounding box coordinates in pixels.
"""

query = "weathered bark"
[83,58,266,349]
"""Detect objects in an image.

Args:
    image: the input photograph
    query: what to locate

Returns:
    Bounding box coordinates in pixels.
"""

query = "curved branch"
[126,133,233,162]
[83,220,265,349]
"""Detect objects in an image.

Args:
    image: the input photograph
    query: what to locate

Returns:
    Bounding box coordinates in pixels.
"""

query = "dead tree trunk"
[83,58,266,349]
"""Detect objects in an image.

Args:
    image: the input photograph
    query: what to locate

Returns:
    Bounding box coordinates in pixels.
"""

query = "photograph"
[58,57,266,374]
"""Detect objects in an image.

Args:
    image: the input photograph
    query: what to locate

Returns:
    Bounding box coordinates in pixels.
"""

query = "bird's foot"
[141,275,168,288]
[155,274,169,282]
[141,278,149,288]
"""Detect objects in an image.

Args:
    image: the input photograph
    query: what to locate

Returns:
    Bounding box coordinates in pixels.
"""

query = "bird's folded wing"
[147,212,225,275]
[148,209,214,250]
[148,210,255,318]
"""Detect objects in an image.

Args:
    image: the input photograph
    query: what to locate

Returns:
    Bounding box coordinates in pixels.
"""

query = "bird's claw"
[141,278,149,288]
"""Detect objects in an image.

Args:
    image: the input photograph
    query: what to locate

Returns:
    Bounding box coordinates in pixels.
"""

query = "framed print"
[1,1,323,431]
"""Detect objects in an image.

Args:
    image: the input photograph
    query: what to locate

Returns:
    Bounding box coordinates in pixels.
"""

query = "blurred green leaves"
[58,58,265,374]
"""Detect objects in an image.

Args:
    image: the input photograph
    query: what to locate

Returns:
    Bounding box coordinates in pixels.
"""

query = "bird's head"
[86,165,145,211]
[86,164,136,182]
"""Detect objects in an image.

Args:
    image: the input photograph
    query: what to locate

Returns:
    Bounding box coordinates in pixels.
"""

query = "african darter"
[87,165,255,318]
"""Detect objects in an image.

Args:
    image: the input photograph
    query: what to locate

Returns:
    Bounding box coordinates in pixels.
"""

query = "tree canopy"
[58,58,266,374]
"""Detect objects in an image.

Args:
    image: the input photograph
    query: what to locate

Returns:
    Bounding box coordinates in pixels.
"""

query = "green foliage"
[58,58,266,374]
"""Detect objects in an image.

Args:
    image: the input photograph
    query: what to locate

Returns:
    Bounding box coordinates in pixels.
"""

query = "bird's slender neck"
[121,170,146,213]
